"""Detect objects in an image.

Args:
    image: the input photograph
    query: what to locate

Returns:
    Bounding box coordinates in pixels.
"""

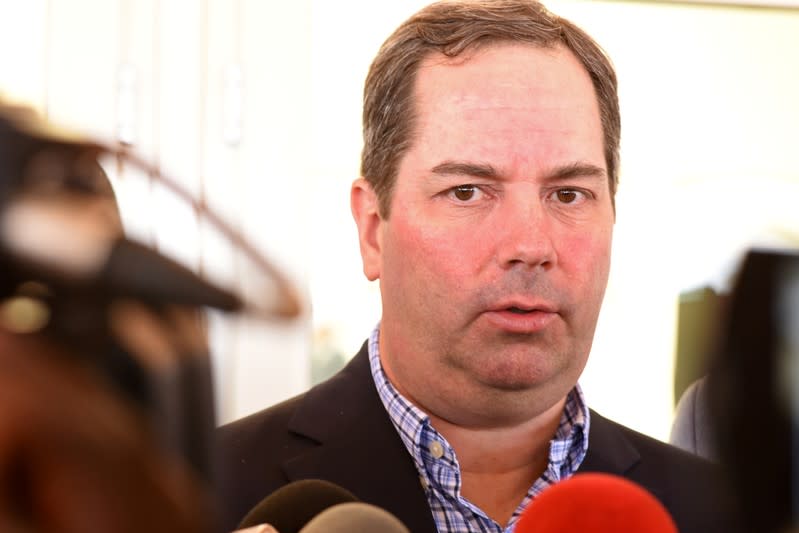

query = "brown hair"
[361,0,620,217]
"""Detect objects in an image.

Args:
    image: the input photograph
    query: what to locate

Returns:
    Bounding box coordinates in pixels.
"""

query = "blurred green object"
[674,286,727,407]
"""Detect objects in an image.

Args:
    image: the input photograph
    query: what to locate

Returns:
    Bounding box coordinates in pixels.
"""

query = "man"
[215,2,735,532]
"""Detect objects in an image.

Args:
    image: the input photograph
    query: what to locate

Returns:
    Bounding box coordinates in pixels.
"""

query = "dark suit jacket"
[215,343,738,533]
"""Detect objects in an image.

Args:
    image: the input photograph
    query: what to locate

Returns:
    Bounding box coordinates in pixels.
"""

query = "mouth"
[494,301,557,314]
[484,302,559,334]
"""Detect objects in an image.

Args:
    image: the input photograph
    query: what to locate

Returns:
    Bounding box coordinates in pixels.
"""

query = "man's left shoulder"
[585,409,725,485]
[582,410,739,533]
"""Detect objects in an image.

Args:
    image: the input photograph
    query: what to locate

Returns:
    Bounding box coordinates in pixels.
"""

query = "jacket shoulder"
[213,393,313,531]
[585,411,739,533]
[217,393,306,452]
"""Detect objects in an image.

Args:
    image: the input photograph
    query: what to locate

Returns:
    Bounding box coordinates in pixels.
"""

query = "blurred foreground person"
[0,326,207,533]
[0,102,223,532]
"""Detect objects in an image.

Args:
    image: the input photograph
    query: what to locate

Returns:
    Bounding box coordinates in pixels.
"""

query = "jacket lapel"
[579,409,640,474]
[281,344,438,533]
[579,410,670,506]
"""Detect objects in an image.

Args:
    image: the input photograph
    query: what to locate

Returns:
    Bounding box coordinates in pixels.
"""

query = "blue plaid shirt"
[367,325,590,533]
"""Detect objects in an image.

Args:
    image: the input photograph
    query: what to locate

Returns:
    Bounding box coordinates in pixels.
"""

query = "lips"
[489,299,557,314]
[483,300,559,333]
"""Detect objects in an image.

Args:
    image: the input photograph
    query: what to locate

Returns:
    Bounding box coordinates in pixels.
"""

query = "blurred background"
[1,0,797,441]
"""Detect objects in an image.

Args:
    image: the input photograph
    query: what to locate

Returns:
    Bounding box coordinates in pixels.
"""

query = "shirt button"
[429,440,444,459]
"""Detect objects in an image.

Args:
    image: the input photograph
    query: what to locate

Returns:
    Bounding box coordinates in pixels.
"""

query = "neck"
[429,396,567,527]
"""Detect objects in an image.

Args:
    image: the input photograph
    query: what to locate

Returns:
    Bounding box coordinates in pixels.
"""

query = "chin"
[475,368,553,392]
[474,357,582,398]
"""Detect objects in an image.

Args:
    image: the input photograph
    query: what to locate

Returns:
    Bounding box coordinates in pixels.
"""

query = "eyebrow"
[548,162,607,182]
[431,161,499,178]
[430,160,607,181]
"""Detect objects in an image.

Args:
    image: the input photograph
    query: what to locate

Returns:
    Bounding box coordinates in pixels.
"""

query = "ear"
[350,178,383,281]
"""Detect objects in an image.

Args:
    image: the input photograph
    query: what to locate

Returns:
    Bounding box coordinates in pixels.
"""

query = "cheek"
[385,216,474,270]
[383,212,487,283]
[560,227,613,291]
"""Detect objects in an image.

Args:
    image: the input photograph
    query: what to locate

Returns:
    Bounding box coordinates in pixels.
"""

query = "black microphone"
[237,479,358,533]
[298,502,410,533]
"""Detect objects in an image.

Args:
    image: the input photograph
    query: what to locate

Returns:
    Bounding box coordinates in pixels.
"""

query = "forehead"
[419,42,587,91]
[406,43,605,173]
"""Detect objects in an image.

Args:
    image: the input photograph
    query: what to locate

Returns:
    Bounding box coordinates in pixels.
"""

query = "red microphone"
[516,473,678,533]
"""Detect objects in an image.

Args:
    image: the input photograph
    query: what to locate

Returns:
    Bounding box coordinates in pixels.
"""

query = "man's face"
[352,43,614,427]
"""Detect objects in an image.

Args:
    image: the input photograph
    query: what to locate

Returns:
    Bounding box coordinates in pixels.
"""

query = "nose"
[494,193,556,271]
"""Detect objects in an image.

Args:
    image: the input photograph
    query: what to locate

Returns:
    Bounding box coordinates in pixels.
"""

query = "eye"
[553,189,585,204]
[448,184,482,202]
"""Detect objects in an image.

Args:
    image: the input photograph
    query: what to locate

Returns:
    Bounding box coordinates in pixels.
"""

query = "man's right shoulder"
[212,392,318,532]
[212,346,376,531]
[217,393,306,447]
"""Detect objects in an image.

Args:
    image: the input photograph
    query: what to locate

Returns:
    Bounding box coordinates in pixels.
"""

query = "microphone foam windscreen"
[516,473,678,533]
[237,479,358,532]
[299,502,410,533]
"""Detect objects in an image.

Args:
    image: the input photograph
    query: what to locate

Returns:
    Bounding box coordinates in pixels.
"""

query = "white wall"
[2,0,798,439]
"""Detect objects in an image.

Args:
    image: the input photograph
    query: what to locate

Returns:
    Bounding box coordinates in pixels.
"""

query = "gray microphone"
[298,502,410,533]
